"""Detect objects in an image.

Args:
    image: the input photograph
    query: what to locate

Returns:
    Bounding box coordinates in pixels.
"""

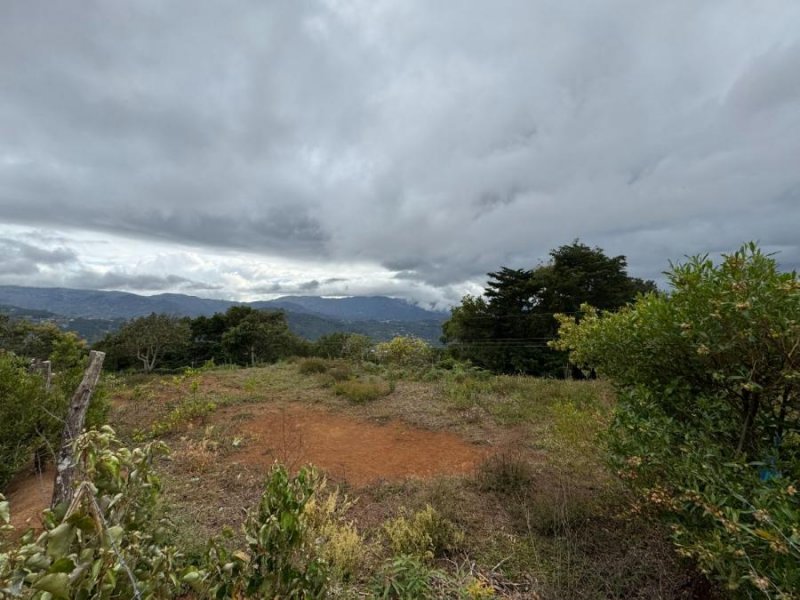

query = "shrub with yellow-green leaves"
[553,243,800,598]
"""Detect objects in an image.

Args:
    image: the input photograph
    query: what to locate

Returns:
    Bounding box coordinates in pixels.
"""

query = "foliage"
[0,427,177,599]
[371,554,438,600]
[112,313,191,373]
[0,353,60,488]
[443,241,655,376]
[188,464,329,599]
[333,377,393,403]
[313,333,373,361]
[298,357,330,375]
[553,243,800,597]
[304,487,369,582]
[0,343,108,488]
[221,307,299,367]
[0,317,66,361]
[374,336,434,368]
[382,505,464,561]
[135,398,217,441]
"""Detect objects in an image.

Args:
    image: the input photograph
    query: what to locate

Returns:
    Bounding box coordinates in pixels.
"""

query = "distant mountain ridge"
[0,285,448,344]
[0,286,446,322]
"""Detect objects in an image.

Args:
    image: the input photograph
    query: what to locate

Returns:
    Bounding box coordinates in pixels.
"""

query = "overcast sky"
[1,1,799,308]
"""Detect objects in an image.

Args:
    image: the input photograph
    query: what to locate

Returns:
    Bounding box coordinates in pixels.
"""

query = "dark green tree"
[443,241,655,375]
[114,313,191,373]
[221,308,298,366]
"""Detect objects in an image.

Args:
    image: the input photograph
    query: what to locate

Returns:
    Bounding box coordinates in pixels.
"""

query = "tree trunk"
[51,350,106,508]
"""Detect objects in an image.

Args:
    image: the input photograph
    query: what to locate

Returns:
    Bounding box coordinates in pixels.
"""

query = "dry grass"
[103,362,716,599]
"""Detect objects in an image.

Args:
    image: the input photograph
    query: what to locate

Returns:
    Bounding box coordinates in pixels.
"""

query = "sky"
[1,0,799,309]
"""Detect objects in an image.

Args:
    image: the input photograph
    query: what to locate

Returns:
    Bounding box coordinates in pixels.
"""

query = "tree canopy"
[443,241,655,376]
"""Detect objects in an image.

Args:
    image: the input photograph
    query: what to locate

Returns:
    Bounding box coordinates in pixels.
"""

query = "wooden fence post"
[51,350,106,508]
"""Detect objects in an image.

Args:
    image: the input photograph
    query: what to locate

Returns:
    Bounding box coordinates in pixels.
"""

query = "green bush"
[374,336,433,369]
[0,427,177,599]
[190,464,329,599]
[553,243,800,597]
[0,353,60,487]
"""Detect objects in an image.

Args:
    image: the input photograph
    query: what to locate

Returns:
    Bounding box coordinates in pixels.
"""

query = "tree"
[443,241,654,375]
[313,332,373,360]
[221,308,297,366]
[553,243,800,596]
[116,313,190,373]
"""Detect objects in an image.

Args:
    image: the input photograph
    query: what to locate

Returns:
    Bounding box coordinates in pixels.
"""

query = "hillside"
[0,286,448,344]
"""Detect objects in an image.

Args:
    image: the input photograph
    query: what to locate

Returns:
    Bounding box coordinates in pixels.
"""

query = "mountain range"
[0,285,449,344]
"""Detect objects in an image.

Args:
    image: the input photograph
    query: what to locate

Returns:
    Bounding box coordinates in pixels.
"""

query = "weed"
[298,357,330,375]
[135,398,218,440]
[371,554,438,600]
[476,452,536,495]
[305,488,371,582]
[383,505,464,561]
[327,364,354,383]
[333,377,392,403]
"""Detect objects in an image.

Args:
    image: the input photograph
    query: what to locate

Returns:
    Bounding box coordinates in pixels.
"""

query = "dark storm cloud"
[1,0,799,301]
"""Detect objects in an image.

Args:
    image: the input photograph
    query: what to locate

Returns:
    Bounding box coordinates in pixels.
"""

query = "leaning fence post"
[51,350,105,508]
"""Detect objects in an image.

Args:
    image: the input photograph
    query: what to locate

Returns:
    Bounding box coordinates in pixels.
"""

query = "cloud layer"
[1,1,799,305]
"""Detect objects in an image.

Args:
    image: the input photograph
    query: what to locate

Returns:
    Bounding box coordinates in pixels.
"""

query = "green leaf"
[46,523,74,558]
[32,572,71,599]
[0,500,10,525]
[49,557,76,574]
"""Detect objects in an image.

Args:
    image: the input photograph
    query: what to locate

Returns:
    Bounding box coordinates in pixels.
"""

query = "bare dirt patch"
[5,467,54,531]
[215,404,490,487]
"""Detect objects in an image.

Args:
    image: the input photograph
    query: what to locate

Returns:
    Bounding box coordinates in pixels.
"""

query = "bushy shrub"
[314,333,373,361]
[383,505,464,561]
[190,464,329,599]
[553,243,800,597]
[0,427,177,599]
[0,353,55,486]
[374,336,433,369]
[305,487,369,582]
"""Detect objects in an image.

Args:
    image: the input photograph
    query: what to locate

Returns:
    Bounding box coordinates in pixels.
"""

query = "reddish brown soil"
[216,404,490,487]
[5,467,54,531]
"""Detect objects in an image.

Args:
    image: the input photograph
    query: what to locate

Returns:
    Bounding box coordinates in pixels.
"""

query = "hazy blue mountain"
[254,295,446,322]
[0,286,448,344]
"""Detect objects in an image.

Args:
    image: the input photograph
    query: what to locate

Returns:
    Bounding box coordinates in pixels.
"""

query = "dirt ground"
[215,403,490,486]
[5,467,54,531]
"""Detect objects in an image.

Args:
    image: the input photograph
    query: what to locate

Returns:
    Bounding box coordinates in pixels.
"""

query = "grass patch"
[476,452,536,495]
[297,357,330,375]
[333,377,393,403]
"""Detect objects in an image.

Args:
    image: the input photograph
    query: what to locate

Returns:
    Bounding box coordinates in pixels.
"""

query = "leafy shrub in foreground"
[553,243,800,597]
[188,464,329,599]
[0,427,176,599]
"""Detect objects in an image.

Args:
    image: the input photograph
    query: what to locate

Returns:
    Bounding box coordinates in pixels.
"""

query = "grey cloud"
[0,238,77,277]
[63,271,222,292]
[1,1,799,301]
